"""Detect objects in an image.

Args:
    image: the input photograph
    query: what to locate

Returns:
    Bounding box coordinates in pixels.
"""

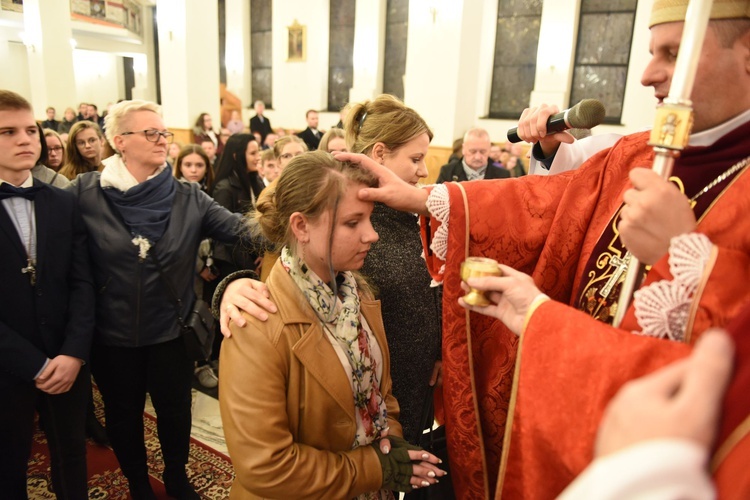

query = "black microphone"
[507,99,606,143]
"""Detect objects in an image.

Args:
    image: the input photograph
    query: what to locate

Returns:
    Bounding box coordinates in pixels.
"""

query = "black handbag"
[151,253,215,361]
[407,388,455,500]
[182,299,215,361]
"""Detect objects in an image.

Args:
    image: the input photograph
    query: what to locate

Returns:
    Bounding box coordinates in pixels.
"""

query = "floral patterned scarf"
[280,247,389,447]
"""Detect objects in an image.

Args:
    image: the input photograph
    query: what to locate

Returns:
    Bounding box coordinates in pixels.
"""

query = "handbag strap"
[149,251,187,329]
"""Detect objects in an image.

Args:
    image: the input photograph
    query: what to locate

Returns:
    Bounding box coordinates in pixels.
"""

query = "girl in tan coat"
[219,151,445,499]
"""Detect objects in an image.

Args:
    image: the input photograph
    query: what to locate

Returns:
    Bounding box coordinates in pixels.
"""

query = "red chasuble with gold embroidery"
[423,120,750,499]
[714,302,750,499]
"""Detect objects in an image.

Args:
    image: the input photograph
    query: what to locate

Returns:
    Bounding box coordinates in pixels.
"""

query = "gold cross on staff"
[22,259,36,286]
[599,252,631,299]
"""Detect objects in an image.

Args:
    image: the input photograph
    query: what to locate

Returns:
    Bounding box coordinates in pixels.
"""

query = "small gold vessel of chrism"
[460,257,502,306]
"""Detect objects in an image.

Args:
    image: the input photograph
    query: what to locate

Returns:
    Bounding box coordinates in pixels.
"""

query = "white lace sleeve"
[425,184,451,277]
[634,233,715,341]
[668,233,714,293]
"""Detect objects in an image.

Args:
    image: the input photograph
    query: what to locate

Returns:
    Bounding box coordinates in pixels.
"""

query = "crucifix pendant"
[22,259,36,286]
[599,252,630,299]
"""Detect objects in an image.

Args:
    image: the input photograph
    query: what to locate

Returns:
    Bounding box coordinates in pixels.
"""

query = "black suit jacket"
[249,115,273,142]
[436,160,511,183]
[296,127,322,151]
[0,180,94,383]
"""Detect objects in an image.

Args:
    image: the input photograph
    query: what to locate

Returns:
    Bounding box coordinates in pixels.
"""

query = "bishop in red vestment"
[345,2,750,498]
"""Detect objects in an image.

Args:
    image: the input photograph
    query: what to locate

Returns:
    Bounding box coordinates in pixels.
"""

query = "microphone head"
[568,99,606,129]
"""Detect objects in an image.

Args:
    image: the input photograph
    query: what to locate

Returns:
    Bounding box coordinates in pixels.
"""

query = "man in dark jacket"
[296,109,324,151]
[0,90,94,499]
[436,128,510,183]
[249,100,273,143]
[41,106,60,131]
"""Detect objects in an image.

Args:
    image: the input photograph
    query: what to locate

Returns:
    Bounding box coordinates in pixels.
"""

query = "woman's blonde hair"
[104,99,162,151]
[344,94,433,156]
[43,128,65,151]
[317,128,346,152]
[260,148,276,165]
[251,150,377,255]
[272,134,307,159]
[59,120,104,180]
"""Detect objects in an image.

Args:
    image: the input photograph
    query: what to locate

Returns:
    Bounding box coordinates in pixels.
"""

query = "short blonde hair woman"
[68,99,243,498]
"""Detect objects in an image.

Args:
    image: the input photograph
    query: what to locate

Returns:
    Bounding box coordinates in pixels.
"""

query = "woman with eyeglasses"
[273,134,308,169]
[28,125,70,188]
[59,121,105,180]
[67,100,243,499]
[42,128,65,172]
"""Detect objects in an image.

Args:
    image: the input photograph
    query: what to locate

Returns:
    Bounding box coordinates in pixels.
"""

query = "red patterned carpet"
[27,391,234,499]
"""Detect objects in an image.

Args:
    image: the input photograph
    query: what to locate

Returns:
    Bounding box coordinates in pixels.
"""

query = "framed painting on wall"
[287,19,306,62]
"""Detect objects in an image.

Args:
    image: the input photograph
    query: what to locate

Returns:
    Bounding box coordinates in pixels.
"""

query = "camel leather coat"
[219,260,403,499]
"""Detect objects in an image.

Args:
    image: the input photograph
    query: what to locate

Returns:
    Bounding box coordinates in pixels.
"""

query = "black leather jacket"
[68,172,242,347]
[211,171,264,270]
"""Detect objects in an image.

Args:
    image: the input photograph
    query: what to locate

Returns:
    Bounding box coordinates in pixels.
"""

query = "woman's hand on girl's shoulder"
[220,278,277,337]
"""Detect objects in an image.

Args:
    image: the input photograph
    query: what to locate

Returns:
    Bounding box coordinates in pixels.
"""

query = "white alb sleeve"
[557,439,715,500]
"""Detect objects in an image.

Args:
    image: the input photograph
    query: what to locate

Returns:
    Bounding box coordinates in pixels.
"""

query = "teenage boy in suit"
[0,89,95,499]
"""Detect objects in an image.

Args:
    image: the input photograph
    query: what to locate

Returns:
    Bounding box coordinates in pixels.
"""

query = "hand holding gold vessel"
[460,257,503,306]
[459,259,547,336]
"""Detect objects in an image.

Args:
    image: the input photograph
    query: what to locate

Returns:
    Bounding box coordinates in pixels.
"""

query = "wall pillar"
[403,0,486,146]
[225,0,251,105]
[348,0,386,103]
[22,0,77,119]
[156,0,220,131]
[529,0,580,109]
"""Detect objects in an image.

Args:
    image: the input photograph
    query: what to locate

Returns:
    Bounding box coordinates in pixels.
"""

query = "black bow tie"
[0,183,42,201]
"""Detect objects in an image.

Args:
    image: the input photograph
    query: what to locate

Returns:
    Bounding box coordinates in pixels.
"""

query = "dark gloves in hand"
[372,436,424,492]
